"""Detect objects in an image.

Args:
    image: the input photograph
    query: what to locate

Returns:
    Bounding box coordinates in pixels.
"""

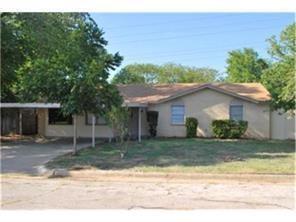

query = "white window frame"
[171,105,185,125]
[229,104,243,121]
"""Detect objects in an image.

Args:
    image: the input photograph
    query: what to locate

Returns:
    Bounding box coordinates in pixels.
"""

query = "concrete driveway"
[1,138,90,175]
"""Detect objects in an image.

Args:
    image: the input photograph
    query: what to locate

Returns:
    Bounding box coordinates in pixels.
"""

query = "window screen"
[171,105,185,124]
[229,105,243,121]
[85,113,107,125]
[48,109,72,125]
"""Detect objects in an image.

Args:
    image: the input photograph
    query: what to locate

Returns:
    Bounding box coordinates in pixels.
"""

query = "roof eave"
[0,103,61,108]
[150,85,266,105]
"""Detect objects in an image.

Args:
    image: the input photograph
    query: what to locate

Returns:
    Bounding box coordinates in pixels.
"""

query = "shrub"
[185,117,198,138]
[147,111,158,137]
[212,120,248,139]
[106,106,130,158]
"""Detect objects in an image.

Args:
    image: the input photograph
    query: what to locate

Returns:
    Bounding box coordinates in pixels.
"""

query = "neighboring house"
[1,83,295,140]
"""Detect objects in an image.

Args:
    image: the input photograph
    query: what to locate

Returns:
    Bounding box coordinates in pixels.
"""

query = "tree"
[261,23,295,112]
[112,63,159,84]
[2,13,123,153]
[159,63,219,83]
[112,63,219,84]
[106,106,130,158]
[1,13,76,102]
[1,13,29,102]
[226,48,269,82]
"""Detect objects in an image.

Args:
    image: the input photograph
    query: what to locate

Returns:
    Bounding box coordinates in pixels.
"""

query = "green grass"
[46,138,295,174]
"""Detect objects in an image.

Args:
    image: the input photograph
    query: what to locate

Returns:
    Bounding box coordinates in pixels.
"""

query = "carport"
[1,103,60,136]
[1,102,106,150]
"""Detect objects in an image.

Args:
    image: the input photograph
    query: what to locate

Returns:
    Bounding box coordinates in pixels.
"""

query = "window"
[48,109,72,125]
[171,105,185,124]
[229,105,243,121]
[85,113,107,125]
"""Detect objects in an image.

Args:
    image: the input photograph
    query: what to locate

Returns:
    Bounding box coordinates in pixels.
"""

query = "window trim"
[229,104,244,121]
[85,113,107,126]
[171,105,185,125]
[48,108,73,125]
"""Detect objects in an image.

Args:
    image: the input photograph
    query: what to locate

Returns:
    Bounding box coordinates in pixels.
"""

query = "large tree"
[261,23,295,112]
[112,63,219,84]
[2,13,123,115]
[226,48,269,82]
[1,13,123,152]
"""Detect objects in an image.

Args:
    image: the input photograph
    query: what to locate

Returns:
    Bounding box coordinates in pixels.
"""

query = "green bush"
[212,120,248,139]
[185,117,198,138]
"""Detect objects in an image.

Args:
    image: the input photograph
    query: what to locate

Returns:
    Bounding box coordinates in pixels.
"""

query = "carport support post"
[19,109,22,136]
[138,107,141,143]
[73,114,77,154]
[92,114,95,148]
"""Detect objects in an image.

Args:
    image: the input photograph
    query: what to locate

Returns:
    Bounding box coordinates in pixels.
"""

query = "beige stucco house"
[1,83,295,140]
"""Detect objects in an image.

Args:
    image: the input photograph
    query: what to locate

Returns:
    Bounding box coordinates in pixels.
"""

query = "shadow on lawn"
[46,138,296,172]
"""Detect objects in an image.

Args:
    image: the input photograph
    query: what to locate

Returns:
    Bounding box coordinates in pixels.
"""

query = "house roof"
[117,83,271,105]
[0,103,61,108]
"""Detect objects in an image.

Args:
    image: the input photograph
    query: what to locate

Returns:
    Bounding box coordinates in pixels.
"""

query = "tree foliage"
[106,106,130,158]
[226,48,269,82]
[261,23,295,112]
[112,63,219,84]
[1,13,123,116]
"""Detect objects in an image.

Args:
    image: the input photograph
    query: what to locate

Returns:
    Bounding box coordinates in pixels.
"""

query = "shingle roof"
[117,83,271,105]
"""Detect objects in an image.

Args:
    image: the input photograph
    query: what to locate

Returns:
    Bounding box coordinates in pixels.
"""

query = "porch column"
[19,109,22,135]
[92,114,96,148]
[138,107,141,142]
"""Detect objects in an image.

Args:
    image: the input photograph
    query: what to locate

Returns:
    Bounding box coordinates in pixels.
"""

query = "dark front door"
[22,109,37,135]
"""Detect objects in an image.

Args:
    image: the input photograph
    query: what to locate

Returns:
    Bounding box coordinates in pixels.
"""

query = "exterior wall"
[149,88,270,139]
[271,111,295,140]
[40,108,148,138]
[42,109,113,138]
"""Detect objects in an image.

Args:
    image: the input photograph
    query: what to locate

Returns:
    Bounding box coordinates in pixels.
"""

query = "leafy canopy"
[261,23,295,112]
[112,63,220,84]
[226,48,269,83]
[1,13,123,115]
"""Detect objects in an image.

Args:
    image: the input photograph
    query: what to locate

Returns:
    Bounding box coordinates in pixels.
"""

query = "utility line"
[101,14,235,30]
[121,55,228,67]
[109,17,285,39]
[110,25,282,44]
[122,40,267,59]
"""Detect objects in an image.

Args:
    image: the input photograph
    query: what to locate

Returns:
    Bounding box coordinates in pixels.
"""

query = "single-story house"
[1,83,295,140]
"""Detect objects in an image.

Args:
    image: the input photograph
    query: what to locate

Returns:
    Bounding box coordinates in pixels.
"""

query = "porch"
[0,103,148,143]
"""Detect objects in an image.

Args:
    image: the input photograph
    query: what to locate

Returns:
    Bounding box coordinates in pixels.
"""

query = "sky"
[90,13,294,79]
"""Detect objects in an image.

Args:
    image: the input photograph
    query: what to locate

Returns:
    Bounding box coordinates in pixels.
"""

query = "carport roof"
[0,103,61,108]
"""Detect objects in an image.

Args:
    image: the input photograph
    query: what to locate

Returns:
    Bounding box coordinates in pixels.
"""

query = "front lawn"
[46,138,295,174]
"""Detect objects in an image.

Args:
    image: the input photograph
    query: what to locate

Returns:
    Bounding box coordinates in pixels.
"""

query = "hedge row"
[211,119,248,139]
